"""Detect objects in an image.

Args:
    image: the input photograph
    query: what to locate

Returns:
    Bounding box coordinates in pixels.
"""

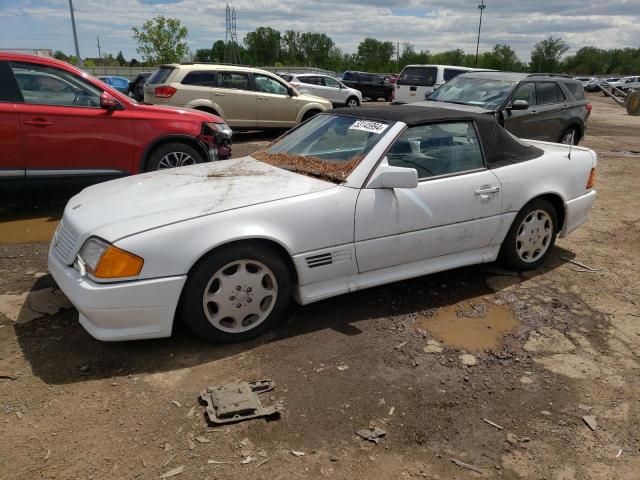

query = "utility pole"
[68,0,82,66]
[96,36,102,61]
[475,0,486,67]
[396,41,399,73]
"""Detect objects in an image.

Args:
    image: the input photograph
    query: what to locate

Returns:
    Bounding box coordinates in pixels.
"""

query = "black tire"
[385,92,393,102]
[180,243,292,343]
[345,96,360,107]
[559,126,580,145]
[302,109,321,122]
[145,142,205,171]
[498,198,558,271]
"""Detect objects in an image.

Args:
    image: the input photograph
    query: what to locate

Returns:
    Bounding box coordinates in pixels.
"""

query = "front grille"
[54,219,80,265]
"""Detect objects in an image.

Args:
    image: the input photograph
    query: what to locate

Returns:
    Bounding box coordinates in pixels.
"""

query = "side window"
[536,82,560,104]
[443,69,467,82]
[300,76,322,86]
[556,84,566,102]
[181,71,216,86]
[217,71,251,91]
[343,72,355,81]
[324,77,341,88]
[387,122,484,179]
[254,74,288,95]
[562,82,585,100]
[0,61,22,102]
[10,62,101,107]
[512,83,536,105]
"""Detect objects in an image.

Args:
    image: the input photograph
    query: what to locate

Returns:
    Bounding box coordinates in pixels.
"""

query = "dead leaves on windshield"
[252,150,363,183]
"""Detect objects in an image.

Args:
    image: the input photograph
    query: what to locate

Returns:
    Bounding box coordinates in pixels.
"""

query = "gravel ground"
[1,94,639,480]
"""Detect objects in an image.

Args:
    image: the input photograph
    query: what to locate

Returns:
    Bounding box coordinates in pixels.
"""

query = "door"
[0,61,24,177]
[322,76,346,104]
[211,71,256,128]
[173,70,216,108]
[10,61,135,175]
[294,76,323,97]
[533,82,566,141]
[503,82,539,139]
[355,121,503,272]
[253,73,298,128]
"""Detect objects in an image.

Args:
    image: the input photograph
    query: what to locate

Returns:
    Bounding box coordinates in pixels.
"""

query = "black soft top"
[332,105,543,168]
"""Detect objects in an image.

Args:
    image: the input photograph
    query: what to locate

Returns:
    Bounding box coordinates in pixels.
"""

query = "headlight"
[78,237,144,280]
[205,122,232,138]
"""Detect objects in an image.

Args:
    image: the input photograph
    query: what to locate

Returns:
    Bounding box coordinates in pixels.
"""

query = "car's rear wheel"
[559,126,580,145]
[498,199,558,271]
[302,109,321,122]
[180,243,291,343]
[146,142,205,171]
[345,96,359,107]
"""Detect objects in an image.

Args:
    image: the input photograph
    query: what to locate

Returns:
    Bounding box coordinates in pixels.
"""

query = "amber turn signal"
[94,245,144,279]
[586,168,596,189]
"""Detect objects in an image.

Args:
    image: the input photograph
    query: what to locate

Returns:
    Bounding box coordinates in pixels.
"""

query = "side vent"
[305,249,352,269]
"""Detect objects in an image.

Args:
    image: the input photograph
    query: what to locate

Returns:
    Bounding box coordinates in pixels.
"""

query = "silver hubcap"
[158,151,196,169]
[347,99,358,107]
[516,209,553,263]
[202,260,278,333]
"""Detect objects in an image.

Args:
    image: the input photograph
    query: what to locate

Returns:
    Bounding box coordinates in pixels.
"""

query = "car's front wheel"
[180,243,292,343]
[498,199,558,271]
[345,96,359,107]
[146,142,205,171]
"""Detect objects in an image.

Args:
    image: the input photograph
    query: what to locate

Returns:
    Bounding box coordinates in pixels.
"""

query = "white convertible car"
[48,106,597,343]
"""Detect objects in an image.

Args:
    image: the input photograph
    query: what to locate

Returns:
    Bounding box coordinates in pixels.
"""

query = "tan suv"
[143,64,332,129]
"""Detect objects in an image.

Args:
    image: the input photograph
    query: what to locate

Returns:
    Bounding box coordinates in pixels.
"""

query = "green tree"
[212,40,225,63]
[116,50,126,66]
[194,48,214,62]
[530,36,569,73]
[298,32,334,67]
[244,27,281,65]
[132,15,190,64]
[356,37,395,71]
[53,50,69,62]
[480,44,524,71]
[281,30,303,65]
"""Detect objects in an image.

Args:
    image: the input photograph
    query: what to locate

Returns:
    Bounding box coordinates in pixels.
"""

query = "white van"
[393,65,487,104]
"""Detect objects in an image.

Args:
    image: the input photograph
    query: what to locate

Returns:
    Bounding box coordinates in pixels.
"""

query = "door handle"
[23,119,52,127]
[475,186,500,196]
[214,93,225,97]
[258,97,268,100]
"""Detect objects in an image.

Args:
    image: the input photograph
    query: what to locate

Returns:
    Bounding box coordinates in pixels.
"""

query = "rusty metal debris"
[199,380,283,425]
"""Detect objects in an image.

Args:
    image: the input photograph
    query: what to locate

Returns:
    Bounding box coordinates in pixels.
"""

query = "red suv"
[0,53,232,178]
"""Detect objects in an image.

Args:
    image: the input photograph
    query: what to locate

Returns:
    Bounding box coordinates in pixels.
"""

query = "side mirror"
[100,92,121,111]
[368,163,418,189]
[509,99,529,111]
[287,86,297,97]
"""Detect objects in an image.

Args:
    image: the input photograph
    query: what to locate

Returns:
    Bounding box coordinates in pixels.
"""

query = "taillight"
[586,103,592,115]
[154,86,177,98]
[586,167,596,189]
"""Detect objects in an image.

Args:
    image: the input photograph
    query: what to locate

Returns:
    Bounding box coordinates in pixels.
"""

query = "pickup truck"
[341,71,393,102]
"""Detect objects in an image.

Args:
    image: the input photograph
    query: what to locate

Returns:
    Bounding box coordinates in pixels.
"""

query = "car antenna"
[567,131,574,159]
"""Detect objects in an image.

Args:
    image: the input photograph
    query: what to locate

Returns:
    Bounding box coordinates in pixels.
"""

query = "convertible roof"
[332,105,543,168]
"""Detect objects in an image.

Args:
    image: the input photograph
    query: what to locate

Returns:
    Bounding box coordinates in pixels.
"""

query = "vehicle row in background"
[97,75,130,94]
[143,63,332,129]
[280,73,362,107]
[340,70,394,102]
[0,53,231,178]
[419,71,591,145]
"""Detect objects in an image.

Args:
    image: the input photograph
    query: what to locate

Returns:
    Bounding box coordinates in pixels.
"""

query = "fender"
[185,100,225,119]
[296,102,329,123]
[560,117,584,140]
[138,134,209,172]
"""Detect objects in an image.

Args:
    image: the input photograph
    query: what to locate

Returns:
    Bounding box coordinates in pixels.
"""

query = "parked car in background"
[0,52,231,178]
[143,63,332,129]
[286,73,362,107]
[423,71,591,145]
[385,74,398,84]
[128,71,151,101]
[341,71,393,102]
[618,76,640,92]
[393,65,487,104]
[584,78,603,92]
[48,105,597,343]
[97,75,130,94]
[574,77,594,88]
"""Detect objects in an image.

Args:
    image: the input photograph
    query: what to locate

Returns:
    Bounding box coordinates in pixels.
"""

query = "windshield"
[428,76,516,109]
[252,114,391,183]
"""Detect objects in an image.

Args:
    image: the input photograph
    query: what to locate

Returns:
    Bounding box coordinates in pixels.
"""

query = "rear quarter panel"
[490,143,595,225]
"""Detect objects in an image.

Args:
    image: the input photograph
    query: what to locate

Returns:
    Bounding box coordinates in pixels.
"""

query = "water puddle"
[0,216,59,244]
[416,295,519,352]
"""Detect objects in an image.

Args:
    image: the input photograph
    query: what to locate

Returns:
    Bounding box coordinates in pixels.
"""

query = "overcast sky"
[1,0,639,62]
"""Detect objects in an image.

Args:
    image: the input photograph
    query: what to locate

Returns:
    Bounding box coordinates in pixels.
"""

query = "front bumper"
[48,245,186,341]
[561,189,597,237]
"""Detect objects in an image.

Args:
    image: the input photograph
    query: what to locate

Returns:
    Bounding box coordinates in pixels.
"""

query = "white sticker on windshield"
[349,120,388,134]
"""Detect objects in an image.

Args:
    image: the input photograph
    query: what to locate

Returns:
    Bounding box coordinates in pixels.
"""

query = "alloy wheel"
[515,209,553,263]
[157,151,197,169]
[202,260,278,333]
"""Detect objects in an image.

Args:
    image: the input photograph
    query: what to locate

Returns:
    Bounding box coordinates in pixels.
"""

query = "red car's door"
[0,61,24,177]
[9,61,135,176]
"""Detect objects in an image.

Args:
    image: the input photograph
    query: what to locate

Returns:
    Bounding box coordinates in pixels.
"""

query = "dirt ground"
[1,95,639,480]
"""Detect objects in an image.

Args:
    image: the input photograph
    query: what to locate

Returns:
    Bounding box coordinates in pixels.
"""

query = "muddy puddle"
[0,216,59,243]
[416,295,519,351]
